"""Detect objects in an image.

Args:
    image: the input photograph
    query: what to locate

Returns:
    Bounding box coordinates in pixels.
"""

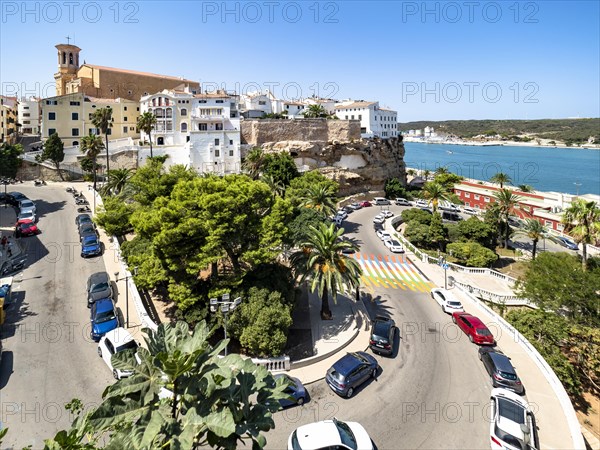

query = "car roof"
[457,313,486,328]
[104,327,135,346]
[77,214,92,220]
[89,272,109,284]
[488,352,516,373]
[294,420,342,448]
[332,352,368,374]
[94,298,115,311]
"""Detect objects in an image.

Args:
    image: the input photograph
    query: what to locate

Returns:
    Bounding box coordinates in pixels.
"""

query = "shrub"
[401,208,432,225]
[446,242,497,267]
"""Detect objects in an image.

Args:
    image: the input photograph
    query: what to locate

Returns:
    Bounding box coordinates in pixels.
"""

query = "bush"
[404,220,430,248]
[447,242,497,267]
[95,195,135,236]
[401,208,432,225]
[455,216,497,249]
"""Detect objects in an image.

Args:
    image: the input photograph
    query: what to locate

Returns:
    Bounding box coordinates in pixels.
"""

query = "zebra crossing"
[350,253,434,292]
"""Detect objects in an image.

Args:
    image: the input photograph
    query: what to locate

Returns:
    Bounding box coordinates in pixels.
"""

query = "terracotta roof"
[335,101,376,109]
[82,64,199,84]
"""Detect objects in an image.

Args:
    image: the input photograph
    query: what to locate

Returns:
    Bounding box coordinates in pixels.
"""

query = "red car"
[15,219,39,237]
[359,201,372,207]
[452,312,495,345]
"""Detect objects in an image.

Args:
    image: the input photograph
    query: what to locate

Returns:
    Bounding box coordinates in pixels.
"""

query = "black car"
[325,351,378,398]
[442,211,463,222]
[75,214,93,227]
[8,192,27,206]
[479,347,525,395]
[87,272,113,306]
[79,223,98,240]
[369,316,396,356]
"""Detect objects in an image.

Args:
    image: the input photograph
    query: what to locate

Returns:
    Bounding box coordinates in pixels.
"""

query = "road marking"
[352,253,433,291]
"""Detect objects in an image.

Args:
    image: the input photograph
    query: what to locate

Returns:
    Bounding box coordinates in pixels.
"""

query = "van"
[442,211,462,222]
[373,197,391,205]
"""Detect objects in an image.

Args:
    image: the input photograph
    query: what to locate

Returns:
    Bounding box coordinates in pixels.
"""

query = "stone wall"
[241,119,361,146]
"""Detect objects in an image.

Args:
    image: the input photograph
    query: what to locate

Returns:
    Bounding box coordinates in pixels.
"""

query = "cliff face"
[260,136,406,196]
[241,118,361,145]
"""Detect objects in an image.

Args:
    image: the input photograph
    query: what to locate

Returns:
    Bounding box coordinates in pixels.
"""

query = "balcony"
[191,114,226,121]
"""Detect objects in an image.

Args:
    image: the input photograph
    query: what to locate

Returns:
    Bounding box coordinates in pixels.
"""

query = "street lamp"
[114,266,138,328]
[209,293,242,356]
[439,257,449,290]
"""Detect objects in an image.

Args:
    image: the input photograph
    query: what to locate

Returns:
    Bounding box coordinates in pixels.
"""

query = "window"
[129,127,135,131]
[181,108,187,116]
[229,139,233,145]
[124,117,128,122]
[215,149,220,157]
[465,192,470,198]
[89,113,93,120]
[465,202,470,207]
[259,101,266,105]
[484,196,490,202]
[72,141,79,146]
[24,106,29,110]
[229,148,234,156]
[358,115,362,120]
[71,128,79,136]
[474,194,480,200]
[215,123,223,130]
[199,100,207,103]
[345,115,348,119]
[351,115,354,120]
[48,128,56,135]
[48,112,56,120]
[199,123,207,131]
[107,129,112,135]
[69,101,80,106]
[22,113,30,117]
[123,126,128,133]
[214,138,220,146]
[23,120,30,124]
[545,220,553,227]
[216,100,224,103]
[361,127,367,133]
[72,112,78,120]
[181,123,187,132]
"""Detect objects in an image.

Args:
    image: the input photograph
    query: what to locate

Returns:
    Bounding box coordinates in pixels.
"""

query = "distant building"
[239,91,273,118]
[334,101,398,139]
[18,98,41,135]
[0,96,18,144]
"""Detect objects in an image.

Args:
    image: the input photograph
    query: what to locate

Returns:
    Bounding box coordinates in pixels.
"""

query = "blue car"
[274,374,307,407]
[81,234,102,258]
[90,298,119,341]
[557,236,579,250]
[326,351,378,398]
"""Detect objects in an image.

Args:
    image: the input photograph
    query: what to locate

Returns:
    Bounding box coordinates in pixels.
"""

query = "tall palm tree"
[489,172,512,188]
[494,188,521,248]
[299,184,337,218]
[242,147,266,180]
[421,181,451,213]
[518,184,534,193]
[101,168,135,196]
[423,169,431,180]
[562,199,600,270]
[512,218,546,260]
[291,223,361,320]
[91,107,114,178]
[80,134,104,192]
[434,166,449,176]
[137,112,157,158]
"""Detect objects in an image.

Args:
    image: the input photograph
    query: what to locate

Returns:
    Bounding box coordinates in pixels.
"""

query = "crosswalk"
[350,253,434,292]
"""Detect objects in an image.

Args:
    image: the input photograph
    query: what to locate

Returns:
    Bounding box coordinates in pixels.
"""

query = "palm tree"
[407,168,416,177]
[299,184,337,218]
[291,223,361,320]
[101,168,134,196]
[303,104,330,119]
[518,184,534,193]
[489,172,512,188]
[242,147,266,180]
[137,112,157,158]
[91,107,114,178]
[494,188,521,248]
[562,199,600,270]
[434,166,449,176]
[260,173,285,198]
[423,169,431,180]
[512,218,546,260]
[80,134,104,192]
[421,181,451,213]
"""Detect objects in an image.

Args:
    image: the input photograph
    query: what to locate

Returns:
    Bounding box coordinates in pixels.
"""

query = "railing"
[450,277,534,308]
[251,356,290,372]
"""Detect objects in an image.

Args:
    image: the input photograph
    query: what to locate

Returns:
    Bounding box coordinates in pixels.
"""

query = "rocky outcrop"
[241,118,361,145]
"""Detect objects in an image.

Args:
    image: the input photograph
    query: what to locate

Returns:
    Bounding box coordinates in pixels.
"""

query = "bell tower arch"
[54,43,81,96]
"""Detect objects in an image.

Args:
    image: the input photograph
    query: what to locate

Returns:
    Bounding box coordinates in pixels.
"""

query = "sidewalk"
[404,244,584,450]
[286,290,371,384]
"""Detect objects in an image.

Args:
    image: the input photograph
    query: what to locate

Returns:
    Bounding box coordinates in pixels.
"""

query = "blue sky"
[1,1,599,121]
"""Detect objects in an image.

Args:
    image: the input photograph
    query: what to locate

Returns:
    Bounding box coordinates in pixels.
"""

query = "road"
[266,204,492,449]
[0,184,113,448]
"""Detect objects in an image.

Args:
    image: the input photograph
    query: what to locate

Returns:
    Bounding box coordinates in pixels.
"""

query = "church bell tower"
[54,42,81,96]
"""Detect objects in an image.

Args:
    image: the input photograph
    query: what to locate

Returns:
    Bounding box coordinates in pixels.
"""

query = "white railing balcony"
[191,114,226,121]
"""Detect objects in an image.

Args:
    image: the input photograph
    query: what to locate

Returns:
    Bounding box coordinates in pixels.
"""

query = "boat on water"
[446,150,453,154]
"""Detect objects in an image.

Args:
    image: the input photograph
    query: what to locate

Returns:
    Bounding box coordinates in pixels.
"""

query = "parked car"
[414,199,428,208]
[439,203,460,213]
[489,388,538,450]
[274,373,307,407]
[419,207,433,214]
[18,199,36,215]
[394,198,411,206]
[81,234,102,258]
[372,214,385,224]
[342,205,354,214]
[287,418,374,450]
[79,223,98,240]
[90,298,119,341]
[479,347,524,395]
[350,202,363,210]
[556,236,579,250]
[376,230,392,242]
[7,192,27,206]
[75,213,93,227]
[384,239,404,253]
[97,327,140,379]
[462,206,478,215]
[373,197,391,205]
[430,288,464,313]
[326,352,378,398]
[441,211,463,222]
[369,316,396,356]
[452,312,495,345]
[15,219,39,237]
[17,209,37,223]
[359,200,372,207]
[336,209,348,220]
[87,272,113,306]
[381,210,394,218]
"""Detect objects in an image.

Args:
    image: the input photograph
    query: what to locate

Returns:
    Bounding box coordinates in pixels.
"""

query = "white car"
[376,230,392,242]
[336,210,348,220]
[372,214,385,224]
[394,198,411,206]
[490,388,538,450]
[463,206,478,215]
[381,210,394,218]
[384,239,404,253]
[18,199,37,215]
[97,327,141,379]
[350,202,362,210]
[414,199,429,208]
[430,288,464,313]
[288,418,374,450]
[17,210,37,223]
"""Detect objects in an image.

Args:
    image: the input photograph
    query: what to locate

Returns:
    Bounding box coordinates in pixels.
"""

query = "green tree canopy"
[562,199,600,270]
[262,152,299,187]
[137,111,157,157]
[0,143,23,178]
[36,133,65,180]
[401,208,433,225]
[446,241,497,267]
[428,212,448,251]
[286,170,339,207]
[384,177,409,199]
[456,216,497,249]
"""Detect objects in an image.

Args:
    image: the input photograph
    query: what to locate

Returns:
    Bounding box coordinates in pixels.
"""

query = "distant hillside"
[398,118,600,145]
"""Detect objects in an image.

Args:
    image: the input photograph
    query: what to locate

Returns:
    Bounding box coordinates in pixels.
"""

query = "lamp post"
[439,257,449,290]
[209,293,242,356]
[114,266,138,328]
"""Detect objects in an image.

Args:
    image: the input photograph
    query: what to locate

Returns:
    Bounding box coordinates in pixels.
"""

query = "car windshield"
[84,238,99,246]
[494,424,531,450]
[335,420,357,450]
[21,222,34,229]
[92,282,109,292]
[116,340,138,352]
[448,301,462,307]
[477,328,492,336]
[96,310,116,323]
[498,397,525,424]
[373,322,390,339]
[290,431,301,450]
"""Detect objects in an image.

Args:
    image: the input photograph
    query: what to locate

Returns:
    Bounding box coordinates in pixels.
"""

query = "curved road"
[0,184,113,448]
[267,205,492,449]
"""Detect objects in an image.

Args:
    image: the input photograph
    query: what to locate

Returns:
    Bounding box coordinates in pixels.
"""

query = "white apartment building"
[18,98,41,135]
[239,91,273,118]
[140,88,241,174]
[334,101,398,139]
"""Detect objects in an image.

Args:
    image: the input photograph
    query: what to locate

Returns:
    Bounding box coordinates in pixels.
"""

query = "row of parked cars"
[76,213,103,258]
[0,192,41,237]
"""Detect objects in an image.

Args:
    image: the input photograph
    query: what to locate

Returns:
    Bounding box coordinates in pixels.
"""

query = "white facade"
[140,88,241,174]
[18,98,41,135]
[239,91,273,118]
[334,101,398,139]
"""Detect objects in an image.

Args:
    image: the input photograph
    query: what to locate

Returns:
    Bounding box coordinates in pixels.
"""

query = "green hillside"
[398,118,600,145]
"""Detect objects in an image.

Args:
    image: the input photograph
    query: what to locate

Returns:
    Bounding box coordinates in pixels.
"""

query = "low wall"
[241,119,361,146]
